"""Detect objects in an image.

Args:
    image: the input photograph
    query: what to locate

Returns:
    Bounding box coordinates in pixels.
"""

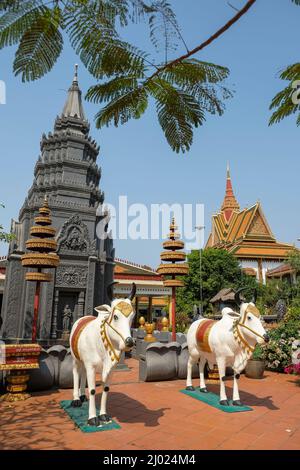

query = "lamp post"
[195,225,205,315]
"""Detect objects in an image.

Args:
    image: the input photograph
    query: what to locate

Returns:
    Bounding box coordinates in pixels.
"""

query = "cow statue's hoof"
[199,387,208,393]
[232,400,243,406]
[80,395,88,403]
[99,414,112,424]
[219,400,230,406]
[87,416,100,426]
[71,399,82,408]
[185,386,195,391]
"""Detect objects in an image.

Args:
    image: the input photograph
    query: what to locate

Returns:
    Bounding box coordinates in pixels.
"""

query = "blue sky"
[0,0,299,267]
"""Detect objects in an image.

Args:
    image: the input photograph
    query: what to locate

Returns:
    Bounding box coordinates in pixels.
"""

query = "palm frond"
[162,59,230,87]
[269,63,300,126]
[86,76,140,103]
[65,1,147,79]
[13,6,63,81]
[0,0,46,49]
[148,0,181,60]
[94,87,148,127]
[147,78,205,153]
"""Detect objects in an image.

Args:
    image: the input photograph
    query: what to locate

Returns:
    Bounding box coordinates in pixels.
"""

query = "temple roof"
[61,64,86,120]
[114,258,161,278]
[206,168,295,260]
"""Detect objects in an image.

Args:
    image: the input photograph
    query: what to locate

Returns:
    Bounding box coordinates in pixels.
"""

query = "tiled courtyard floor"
[0,358,299,450]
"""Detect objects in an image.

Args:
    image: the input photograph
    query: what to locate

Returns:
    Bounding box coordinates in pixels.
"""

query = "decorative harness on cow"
[100,301,133,365]
[233,304,265,356]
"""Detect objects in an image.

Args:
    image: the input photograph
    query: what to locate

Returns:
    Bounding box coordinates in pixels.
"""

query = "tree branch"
[149,0,257,79]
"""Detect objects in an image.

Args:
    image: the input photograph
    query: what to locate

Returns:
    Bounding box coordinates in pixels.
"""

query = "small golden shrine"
[157,218,188,340]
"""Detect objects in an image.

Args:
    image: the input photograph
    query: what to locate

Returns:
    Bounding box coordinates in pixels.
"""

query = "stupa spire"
[221,163,240,221]
[61,64,86,120]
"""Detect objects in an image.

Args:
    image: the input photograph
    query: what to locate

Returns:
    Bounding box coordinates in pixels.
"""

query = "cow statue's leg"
[186,354,198,391]
[232,371,242,406]
[199,356,208,393]
[71,359,83,408]
[79,366,87,403]
[86,363,99,426]
[99,375,112,424]
[216,356,229,406]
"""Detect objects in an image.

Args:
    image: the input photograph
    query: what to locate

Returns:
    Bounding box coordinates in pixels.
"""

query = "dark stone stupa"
[0,66,114,343]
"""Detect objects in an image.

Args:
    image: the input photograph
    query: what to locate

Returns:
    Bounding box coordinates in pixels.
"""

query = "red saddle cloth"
[71,316,96,361]
[196,319,216,353]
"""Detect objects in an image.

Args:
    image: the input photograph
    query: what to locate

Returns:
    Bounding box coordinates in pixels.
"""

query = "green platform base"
[60,400,121,433]
[180,388,252,413]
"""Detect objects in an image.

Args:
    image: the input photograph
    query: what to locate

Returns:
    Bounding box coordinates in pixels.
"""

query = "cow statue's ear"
[227,311,240,318]
[94,304,111,319]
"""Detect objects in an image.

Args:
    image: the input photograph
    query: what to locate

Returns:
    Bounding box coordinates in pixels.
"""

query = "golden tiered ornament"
[0,344,41,402]
[157,218,188,341]
[21,196,59,342]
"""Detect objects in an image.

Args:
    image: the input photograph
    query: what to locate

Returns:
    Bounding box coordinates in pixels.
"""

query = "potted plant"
[245,344,266,379]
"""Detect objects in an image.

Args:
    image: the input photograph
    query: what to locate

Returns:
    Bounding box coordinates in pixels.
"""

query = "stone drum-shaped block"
[139,342,181,382]
[28,350,55,391]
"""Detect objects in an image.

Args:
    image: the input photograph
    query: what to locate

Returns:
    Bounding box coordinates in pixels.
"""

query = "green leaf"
[94,86,148,127]
[0,0,47,49]
[13,7,63,81]
[86,76,140,103]
[162,59,230,86]
[147,78,205,153]
[65,1,147,79]
[269,63,300,126]
[147,0,181,59]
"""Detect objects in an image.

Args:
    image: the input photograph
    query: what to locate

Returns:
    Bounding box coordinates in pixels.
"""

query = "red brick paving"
[0,358,299,450]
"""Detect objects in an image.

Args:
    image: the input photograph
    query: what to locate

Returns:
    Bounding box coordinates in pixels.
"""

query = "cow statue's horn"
[128,282,136,301]
[107,281,119,302]
[234,287,247,307]
[251,288,257,304]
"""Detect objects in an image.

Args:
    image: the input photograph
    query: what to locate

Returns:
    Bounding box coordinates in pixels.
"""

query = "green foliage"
[0,203,14,243]
[175,311,190,333]
[255,279,300,315]
[288,249,300,272]
[14,7,63,81]
[176,248,255,315]
[269,63,300,127]
[262,298,300,372]
[0,1,232,153]
[251,344,266,361]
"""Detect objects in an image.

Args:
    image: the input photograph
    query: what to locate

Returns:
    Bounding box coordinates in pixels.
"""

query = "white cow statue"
[70,282,136,426]
[186,289,269,406]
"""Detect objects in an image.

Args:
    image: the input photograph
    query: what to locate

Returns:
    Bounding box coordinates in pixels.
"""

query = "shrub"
[261,298,300,372]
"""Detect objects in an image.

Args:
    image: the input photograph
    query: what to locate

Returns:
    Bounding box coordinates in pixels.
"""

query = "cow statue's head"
[102,282,137,352]
[235,289,269,346]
